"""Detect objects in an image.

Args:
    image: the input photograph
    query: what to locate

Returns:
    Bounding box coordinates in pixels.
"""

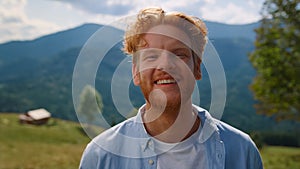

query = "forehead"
[143,24,192,48]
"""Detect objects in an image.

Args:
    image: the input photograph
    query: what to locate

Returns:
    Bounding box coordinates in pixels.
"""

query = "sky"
[0,0,265,44]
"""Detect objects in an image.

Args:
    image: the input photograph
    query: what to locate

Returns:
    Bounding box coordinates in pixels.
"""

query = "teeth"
[156,79,176,84]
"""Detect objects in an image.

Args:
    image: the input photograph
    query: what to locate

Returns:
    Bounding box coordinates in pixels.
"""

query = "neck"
[143,99,200,143]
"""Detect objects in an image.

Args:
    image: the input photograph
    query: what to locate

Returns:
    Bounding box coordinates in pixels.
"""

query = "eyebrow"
[139,48,160,55]
[172,47,191,52]
[167,39,192,50]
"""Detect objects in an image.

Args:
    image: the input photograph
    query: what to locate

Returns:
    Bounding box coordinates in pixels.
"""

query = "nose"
[157,51,175,71]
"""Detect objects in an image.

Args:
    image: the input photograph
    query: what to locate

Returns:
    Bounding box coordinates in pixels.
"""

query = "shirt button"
[148,159,154,165]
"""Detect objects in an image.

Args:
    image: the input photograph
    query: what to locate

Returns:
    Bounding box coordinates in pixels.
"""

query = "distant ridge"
[1,21,298,133]
[205,21,260,40]
[0,23,102,61]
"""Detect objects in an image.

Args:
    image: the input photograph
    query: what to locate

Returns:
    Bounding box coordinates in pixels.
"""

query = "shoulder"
[217,120,263,168]
[194,105,254,146]
[79,117,137,168]
[212,119,263,168]
[86,116,143,152]
[194,105,262,164]
[210,116,258,152]
[215,119,252,143]
[80,115,149,168]
[211,118,263,168]
[92,115,147,143]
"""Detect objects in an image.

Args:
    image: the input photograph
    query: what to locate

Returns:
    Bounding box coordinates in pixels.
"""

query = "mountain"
[206,21,259,41]
[0,22,298,132]
[0,23,101,59]
[0,24,102,82]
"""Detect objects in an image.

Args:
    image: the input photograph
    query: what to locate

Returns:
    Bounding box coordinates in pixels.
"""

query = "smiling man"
[79,7,263,169]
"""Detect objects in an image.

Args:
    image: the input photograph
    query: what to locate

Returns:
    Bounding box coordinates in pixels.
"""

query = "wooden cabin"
[19,108,51,125]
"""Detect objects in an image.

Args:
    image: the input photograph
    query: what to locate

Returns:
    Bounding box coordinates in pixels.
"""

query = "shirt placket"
[142,138,157,169]
[215,134,225,169]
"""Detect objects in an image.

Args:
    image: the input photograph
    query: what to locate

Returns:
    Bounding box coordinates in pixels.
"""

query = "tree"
[249,0,300,121]
[77,85,104,125]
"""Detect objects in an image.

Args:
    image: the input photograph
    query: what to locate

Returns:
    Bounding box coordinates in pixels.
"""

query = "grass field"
[0,113,92,169]
[1,113,299,169]
[260,146,300,169]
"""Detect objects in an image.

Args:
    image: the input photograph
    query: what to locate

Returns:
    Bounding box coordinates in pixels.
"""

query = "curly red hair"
[123,7,208,64]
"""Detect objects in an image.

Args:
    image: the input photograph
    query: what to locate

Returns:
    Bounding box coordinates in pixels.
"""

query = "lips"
[155,79,176,85]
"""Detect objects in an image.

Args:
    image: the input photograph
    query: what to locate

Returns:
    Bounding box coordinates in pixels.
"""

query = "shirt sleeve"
[247,136,264,169]
[79,142,102,169]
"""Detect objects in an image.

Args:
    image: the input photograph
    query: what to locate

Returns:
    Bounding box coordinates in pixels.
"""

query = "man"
[79,7,263,169]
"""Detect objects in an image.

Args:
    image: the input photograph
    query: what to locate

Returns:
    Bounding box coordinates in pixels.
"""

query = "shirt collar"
[134,104,219,144]
[192,105,219,143]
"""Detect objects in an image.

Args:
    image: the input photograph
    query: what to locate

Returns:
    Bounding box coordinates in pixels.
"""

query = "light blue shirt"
[80,105,263,169]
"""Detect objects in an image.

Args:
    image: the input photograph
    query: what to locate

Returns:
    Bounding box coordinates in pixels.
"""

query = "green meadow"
[0,113,299,169]
[260,146,300,169]
[0,113,91,169]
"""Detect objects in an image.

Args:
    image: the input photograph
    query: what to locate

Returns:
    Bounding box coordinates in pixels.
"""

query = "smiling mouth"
[155,79,176,85]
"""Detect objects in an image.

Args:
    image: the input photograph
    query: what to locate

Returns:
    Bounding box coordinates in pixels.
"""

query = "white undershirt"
[153,123,208,169]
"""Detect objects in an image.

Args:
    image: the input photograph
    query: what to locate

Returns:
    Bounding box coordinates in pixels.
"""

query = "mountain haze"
[0,21,298,132]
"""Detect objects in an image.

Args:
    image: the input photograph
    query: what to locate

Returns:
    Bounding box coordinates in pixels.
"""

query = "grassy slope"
[260,146,300,169]
[1,113,299,169]
[0,113,93,169]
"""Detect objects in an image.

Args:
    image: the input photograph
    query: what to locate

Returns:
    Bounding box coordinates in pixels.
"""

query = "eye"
[174,52,191,60]
[175,53,188,59]
[144,54,158,61]
[173,48,192,60]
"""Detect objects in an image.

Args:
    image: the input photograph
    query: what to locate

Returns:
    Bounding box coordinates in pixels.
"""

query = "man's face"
[132,24,201,110]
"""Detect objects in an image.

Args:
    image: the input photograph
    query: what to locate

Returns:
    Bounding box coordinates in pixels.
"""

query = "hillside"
[0,22,299,133]
[0,113,299,169]
[0,113,103,169]
[0,113,93,169]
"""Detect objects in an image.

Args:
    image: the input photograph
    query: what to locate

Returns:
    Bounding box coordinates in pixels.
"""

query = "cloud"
[246,0,262,9]
[0,0,264,43]
[199,1,262,24]
[203,0,216,4]
[0,0,26,23]
[62,0,133,15]
[0,0,61,43]
[58,0,263,24]
[60,0,201,16]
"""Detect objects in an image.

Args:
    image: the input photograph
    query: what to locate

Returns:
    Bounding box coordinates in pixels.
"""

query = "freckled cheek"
[178,60,194,73]
[139,70,154,83]
[138,61,158,72]
[186,59,195,69]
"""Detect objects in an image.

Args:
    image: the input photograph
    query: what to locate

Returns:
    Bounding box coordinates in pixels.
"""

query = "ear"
[132,63,140,86]
[194,57,202,80]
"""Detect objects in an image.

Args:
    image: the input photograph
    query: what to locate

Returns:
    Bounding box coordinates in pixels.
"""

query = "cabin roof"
[27,108,51,120]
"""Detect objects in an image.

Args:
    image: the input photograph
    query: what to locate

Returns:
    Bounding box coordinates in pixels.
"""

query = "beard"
[147,88,181,110]
[137,69,195,112]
